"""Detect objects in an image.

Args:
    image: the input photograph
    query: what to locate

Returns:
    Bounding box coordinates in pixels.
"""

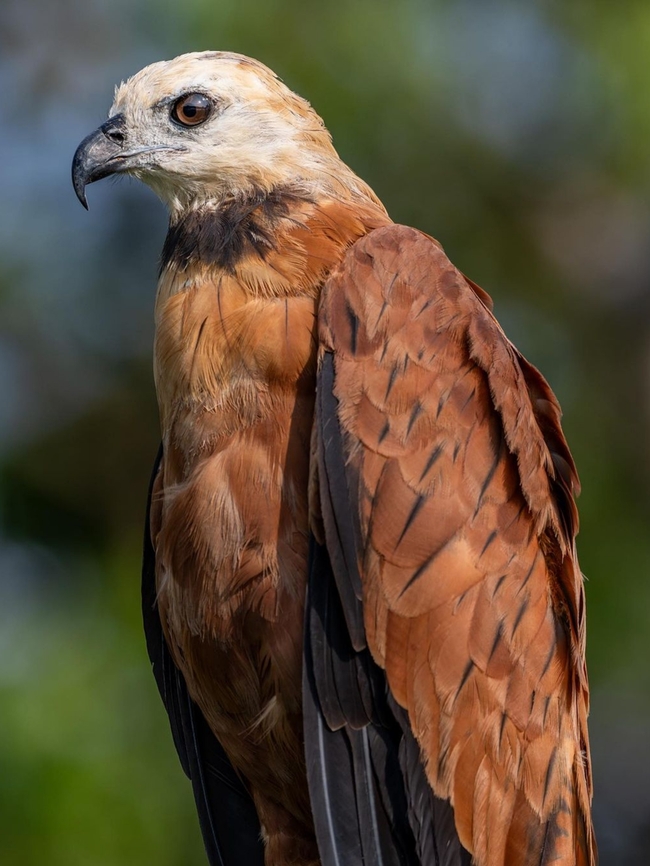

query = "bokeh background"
[1,0,649,863]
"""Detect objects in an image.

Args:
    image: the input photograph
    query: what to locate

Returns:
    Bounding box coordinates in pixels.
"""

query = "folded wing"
[308,225,596,866]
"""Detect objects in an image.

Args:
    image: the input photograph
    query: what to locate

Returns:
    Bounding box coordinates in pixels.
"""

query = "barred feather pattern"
[317,225,596,866]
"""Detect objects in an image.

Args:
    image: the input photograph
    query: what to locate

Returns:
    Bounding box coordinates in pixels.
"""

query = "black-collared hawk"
[72,51,596,866]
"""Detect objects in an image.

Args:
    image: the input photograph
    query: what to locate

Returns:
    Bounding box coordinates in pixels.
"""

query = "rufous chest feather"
[151,192,389,635]
[154,266,318,460]
[153,193,390,470]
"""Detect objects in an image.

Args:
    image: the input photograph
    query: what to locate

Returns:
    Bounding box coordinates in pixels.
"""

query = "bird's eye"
[171,93,213,127]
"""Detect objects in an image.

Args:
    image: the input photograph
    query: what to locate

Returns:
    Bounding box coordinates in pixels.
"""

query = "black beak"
[72,114,128,209]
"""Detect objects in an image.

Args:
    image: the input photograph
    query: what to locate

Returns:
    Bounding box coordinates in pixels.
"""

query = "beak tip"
[75,188,89,210]
[72,179,89,210]
[72,153,90,210]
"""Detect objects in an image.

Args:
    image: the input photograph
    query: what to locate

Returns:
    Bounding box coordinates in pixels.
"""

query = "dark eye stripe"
[171,93,212,127]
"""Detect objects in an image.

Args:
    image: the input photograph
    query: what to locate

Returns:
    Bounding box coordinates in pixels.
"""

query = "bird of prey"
[72,51,596,866]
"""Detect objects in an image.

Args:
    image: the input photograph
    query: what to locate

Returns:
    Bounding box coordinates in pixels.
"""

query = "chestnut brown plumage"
[72,51,596,866]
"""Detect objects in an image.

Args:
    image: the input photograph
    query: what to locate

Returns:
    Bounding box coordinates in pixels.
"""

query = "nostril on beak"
[105,128,125,144]
[101,113,127,145]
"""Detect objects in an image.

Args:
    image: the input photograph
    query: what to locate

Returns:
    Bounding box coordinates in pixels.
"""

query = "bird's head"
[72,51,359,217]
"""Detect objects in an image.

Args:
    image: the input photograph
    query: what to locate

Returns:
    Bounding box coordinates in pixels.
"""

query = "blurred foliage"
[1,1,649,864]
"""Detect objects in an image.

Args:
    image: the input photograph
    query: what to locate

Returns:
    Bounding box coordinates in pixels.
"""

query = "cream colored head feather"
[104,51,380,216]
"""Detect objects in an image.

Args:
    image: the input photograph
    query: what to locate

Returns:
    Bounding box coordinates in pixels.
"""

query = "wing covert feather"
[316,225,595,866]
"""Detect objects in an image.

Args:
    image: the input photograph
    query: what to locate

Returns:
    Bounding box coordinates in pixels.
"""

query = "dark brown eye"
[171,93,212,127]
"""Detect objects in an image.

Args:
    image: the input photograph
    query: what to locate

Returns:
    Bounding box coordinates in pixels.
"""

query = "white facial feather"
[107,51,375,215]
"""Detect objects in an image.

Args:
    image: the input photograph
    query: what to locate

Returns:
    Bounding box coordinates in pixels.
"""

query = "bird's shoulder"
[321,222,579,548]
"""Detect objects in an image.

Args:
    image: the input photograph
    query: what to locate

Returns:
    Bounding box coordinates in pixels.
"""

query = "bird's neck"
[153,186,390,481]
[158,183,387,275]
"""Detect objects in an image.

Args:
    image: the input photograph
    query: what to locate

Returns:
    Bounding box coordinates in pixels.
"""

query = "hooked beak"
[72,113,185,208]
[72,114,129,209]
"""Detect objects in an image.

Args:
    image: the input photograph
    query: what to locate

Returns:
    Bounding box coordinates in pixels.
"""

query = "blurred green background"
[1,0,649,863]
